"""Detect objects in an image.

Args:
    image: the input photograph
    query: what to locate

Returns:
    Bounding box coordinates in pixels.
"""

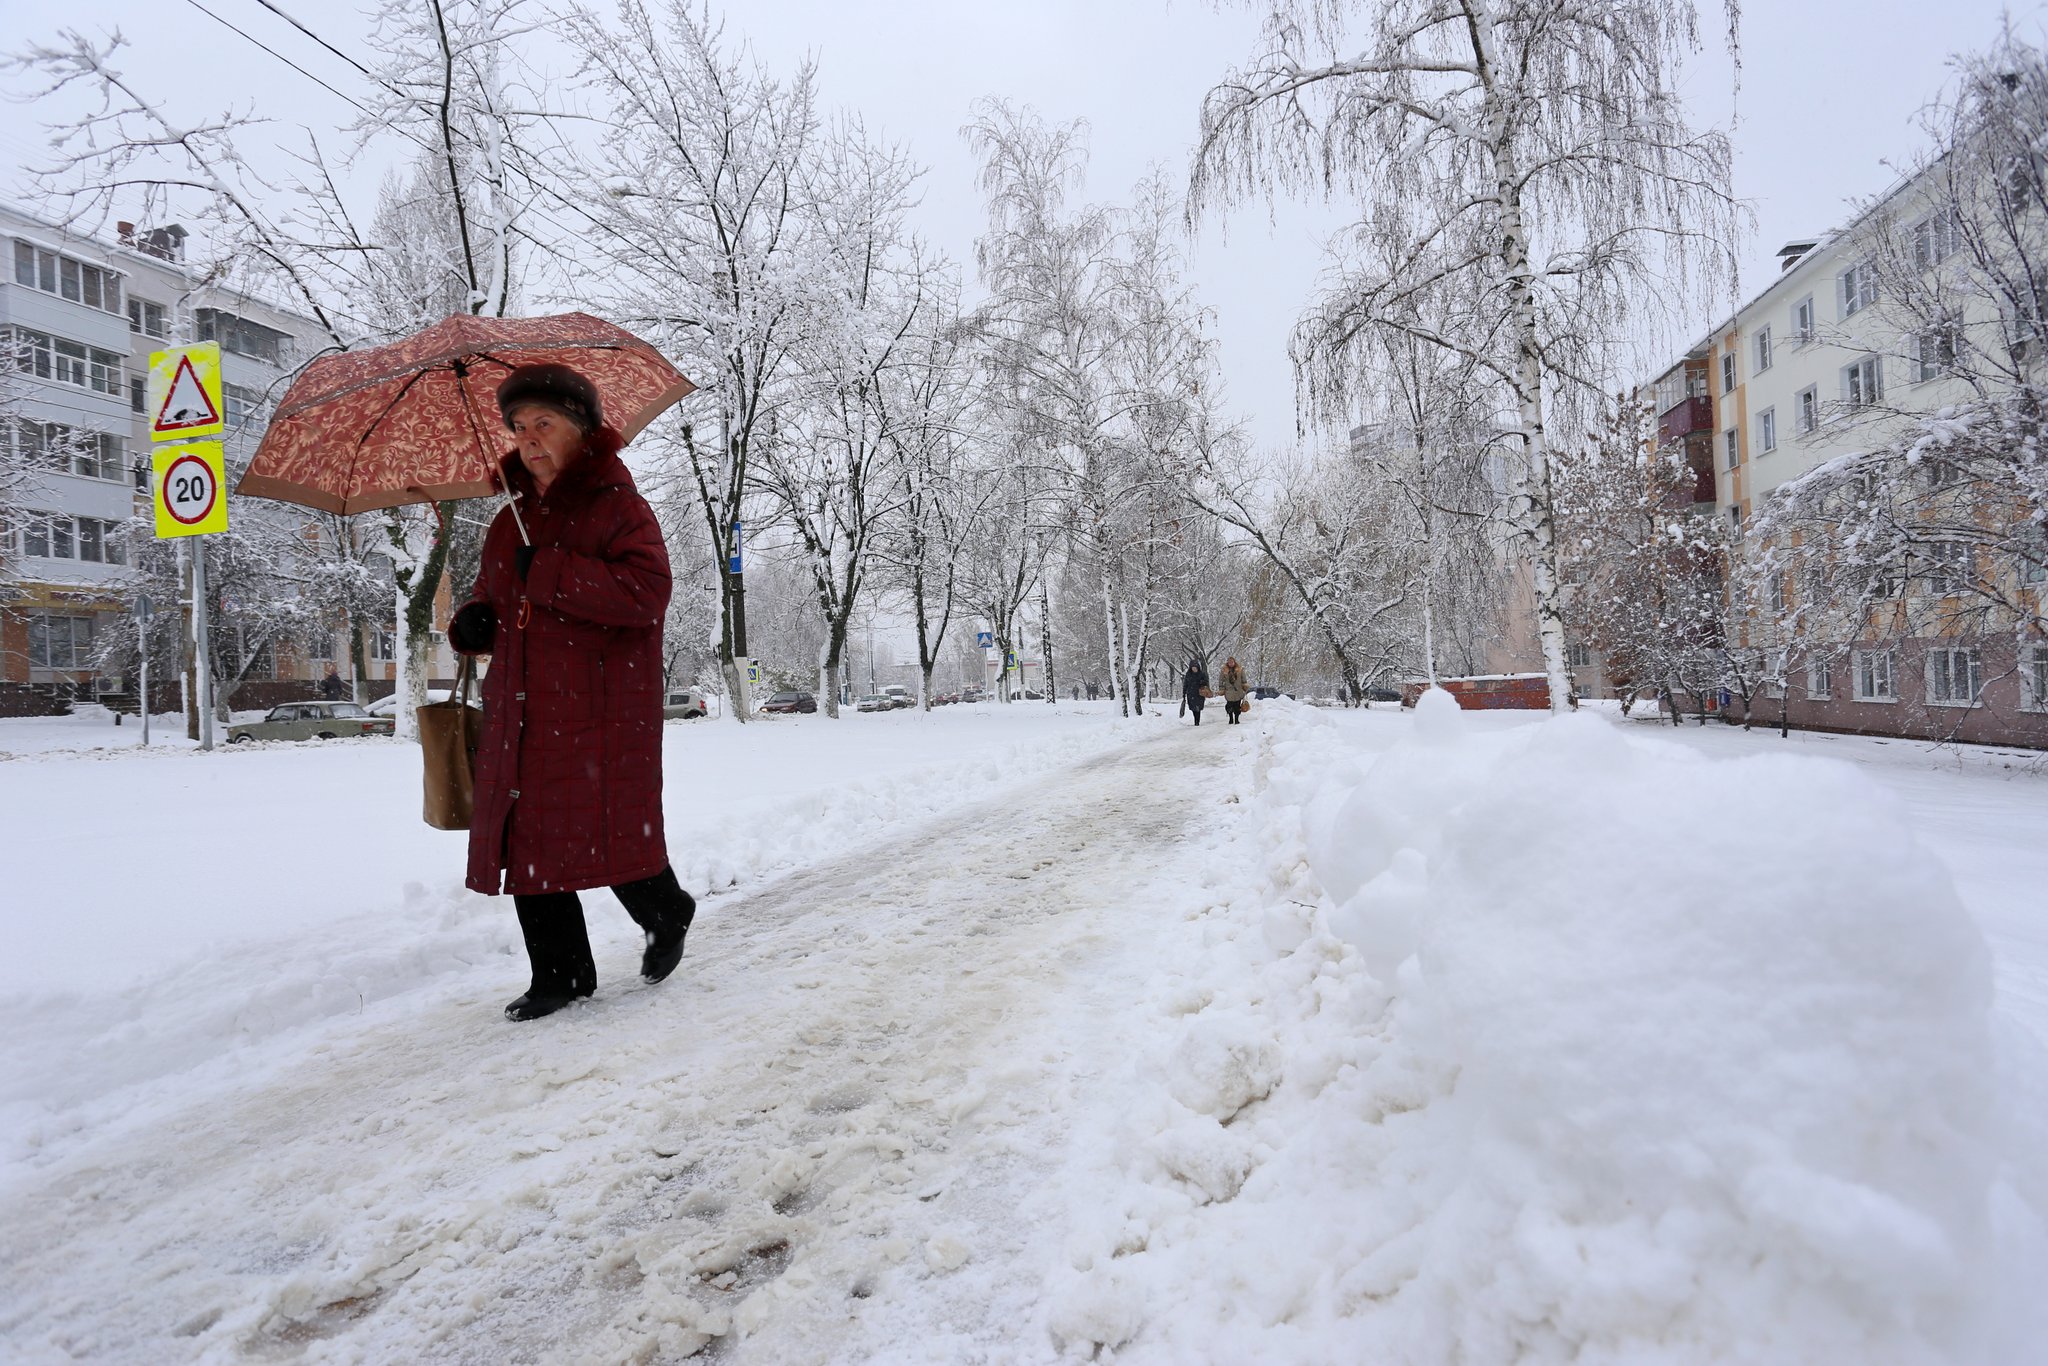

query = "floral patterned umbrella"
[236,312,695,518]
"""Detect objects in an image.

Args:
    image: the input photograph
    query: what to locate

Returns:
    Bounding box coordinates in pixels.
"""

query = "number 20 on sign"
[153,442,229,538]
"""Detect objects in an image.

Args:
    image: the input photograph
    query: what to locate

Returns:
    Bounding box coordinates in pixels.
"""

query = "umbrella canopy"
[236,312,695,516]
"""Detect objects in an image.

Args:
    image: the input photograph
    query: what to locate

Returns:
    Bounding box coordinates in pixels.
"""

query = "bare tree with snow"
[1192,0,1742,711]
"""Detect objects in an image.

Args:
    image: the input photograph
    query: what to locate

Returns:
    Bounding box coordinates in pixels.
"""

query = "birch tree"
[571,1,821,719]
[1193,0,1742,711]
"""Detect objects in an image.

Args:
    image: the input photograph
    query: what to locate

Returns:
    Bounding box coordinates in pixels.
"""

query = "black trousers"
[513,865,695,995]
[1224,699,1242,723]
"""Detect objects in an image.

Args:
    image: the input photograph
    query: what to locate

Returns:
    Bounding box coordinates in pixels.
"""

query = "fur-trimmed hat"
[497,362,603,433]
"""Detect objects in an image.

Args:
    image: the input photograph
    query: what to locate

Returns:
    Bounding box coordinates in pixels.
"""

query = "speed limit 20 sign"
[152,442,229,538]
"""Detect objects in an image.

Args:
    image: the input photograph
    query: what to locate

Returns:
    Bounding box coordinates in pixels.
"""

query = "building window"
[223,382,264,429]
[1921,541,1969,596]
[1721,352,1737,393]
[1794,295,1816,344]
[1727,503,1743,534]
[1770,571,1788,614]
[196,309,292,367]
[17,511,127,564]
[1914,323,1959,382]
[2023,645,2048,712]
[1567,642,1591,669]
[1724,428,1739,469]
[1795,385,1820,435]
[10,241,122,314]
[1912,209,1962,269]
[1754,326,1773,373]
[9,421,125,480]
[1840,262,1876,317]
[126,297,168,339]
[1853,649,1896,702]
[8,328,124,396]
[1925,647,1982,707]
[1844,356,1882,408]
[1869,563,1906,598]
[27,613,96,671]
[130,374,146,414]
[370,629,396,662]
[1757,407,1777,454]
[1807,655,1833,700]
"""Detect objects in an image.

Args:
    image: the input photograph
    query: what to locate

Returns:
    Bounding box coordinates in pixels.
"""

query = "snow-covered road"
[2,723,1236,1364]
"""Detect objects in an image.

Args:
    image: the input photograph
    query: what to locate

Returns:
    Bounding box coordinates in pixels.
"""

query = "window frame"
[2023,644,2048,712]
[1844,355,1883,408]
[1757,406,1777,454]
[1795,384,1820,435]
[1721,352,1737,394]
[1793,294,1817,344]
[1754,325,1773,373]
[1725,428,1740,470]
[1807,655,1833,700]
[1840,262,1877,317]
[1852,648,1897,702]
[1924,646,1983,708]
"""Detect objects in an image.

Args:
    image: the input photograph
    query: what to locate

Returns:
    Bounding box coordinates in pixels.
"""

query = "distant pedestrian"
[1182,657,1210,726]
[318,662,345,701]
[1219,656,1249,725]
[448,362,697,1023]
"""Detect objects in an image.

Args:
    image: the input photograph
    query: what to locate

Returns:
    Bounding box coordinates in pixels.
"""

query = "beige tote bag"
[418,655,483,830]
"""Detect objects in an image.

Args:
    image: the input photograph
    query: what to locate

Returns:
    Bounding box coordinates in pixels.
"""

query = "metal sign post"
[149,344,228,752]
[136,594,153,747]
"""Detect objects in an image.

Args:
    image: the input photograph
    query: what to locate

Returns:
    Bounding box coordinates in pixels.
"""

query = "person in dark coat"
[1182,657,1210,726]
[448,363,696,1022]
[318,663,345,700]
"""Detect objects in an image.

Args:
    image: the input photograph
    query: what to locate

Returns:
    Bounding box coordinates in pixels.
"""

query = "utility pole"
[136,593,151,747]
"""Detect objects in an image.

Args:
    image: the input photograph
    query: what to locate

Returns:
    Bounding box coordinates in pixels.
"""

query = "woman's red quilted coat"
[465,427,671,895]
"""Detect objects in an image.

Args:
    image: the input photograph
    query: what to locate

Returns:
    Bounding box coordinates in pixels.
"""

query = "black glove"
[449,600,498,655]
[514,546,536,580]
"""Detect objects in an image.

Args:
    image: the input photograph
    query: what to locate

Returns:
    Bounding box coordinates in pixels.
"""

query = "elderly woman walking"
[1218,656,1249,725]
[449,363,696,1022]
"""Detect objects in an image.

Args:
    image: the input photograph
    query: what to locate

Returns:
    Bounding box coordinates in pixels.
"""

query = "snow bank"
[1045,695,2048,1364]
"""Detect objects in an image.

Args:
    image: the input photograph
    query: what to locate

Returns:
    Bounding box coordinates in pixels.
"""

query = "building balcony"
[1657,396,1714,447]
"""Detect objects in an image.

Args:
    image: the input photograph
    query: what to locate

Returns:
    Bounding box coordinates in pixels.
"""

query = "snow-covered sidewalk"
[5,699,2045,1363]
[2,720,1241,1363]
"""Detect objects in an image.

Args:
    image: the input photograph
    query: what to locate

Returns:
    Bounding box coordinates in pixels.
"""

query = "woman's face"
[510,405,585,491]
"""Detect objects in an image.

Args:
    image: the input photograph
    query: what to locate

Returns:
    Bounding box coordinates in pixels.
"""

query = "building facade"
[1,203,456,716]
[1645,161,2048,747]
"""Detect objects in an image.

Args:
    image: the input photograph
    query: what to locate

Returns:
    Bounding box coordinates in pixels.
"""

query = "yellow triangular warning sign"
[155,354,221,433]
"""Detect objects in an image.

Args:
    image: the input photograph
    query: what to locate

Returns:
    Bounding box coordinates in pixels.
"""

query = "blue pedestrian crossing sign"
[976,631,994,649]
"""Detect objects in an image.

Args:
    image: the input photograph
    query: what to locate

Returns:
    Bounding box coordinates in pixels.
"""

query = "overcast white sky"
[7,0,2046,453]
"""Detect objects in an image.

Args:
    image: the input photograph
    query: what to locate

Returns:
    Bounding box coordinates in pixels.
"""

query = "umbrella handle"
[502,482,531,545]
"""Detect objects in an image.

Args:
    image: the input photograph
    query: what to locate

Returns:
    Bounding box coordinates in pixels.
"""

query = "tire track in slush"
[1,721,1243,1364]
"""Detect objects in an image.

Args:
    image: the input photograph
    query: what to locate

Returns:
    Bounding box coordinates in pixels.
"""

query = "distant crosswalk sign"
[976,631,994,649]
[148,343,224,441]
[153,442,229,537]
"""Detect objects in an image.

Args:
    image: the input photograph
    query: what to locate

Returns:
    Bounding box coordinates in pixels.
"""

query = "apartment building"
[1,202,455,716]
[1649,160,2048,746]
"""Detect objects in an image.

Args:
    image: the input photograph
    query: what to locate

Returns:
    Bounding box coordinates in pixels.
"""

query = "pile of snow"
[1044,692,2048,1363]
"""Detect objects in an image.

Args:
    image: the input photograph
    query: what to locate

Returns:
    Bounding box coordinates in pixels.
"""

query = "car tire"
[229,734,252,744]
[316,731,337,740]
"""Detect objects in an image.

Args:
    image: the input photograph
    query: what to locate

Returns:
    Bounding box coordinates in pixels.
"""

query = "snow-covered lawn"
[3,698,2043,1362]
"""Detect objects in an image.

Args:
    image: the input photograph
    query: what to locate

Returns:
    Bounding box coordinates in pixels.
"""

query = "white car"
[664,688,711,719]
[364,690,452,717]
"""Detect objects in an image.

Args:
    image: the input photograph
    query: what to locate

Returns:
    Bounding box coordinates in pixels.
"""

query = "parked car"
[959,688,984,703]
[856,694,894,713]
[1362,686,1403,704]
[228,701,395,743]
[1251,686,1291,701]
[664,687,710,719]
[364,690,451,717]
[759,691,817,715]
[881,686,915,709]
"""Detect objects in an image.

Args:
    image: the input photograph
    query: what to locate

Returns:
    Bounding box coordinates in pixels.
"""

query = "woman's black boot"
[508,892,597,1021]
[617,867,696,984]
